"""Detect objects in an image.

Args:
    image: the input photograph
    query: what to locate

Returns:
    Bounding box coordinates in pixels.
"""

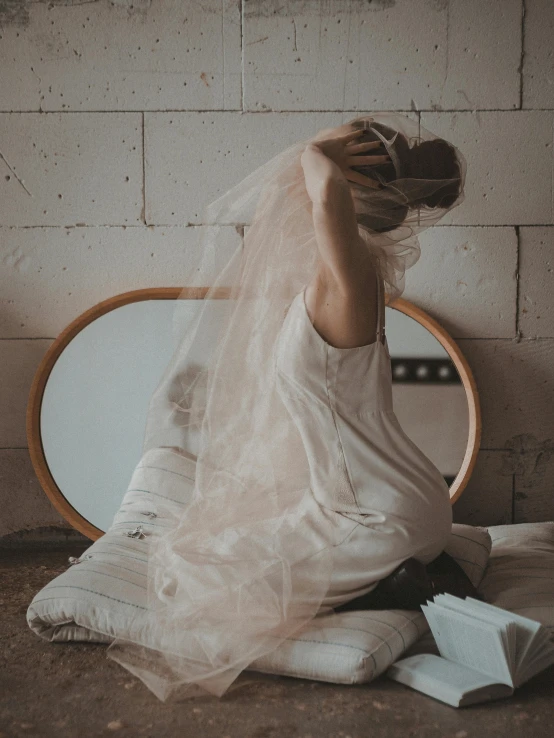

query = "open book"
[385,594,554,708]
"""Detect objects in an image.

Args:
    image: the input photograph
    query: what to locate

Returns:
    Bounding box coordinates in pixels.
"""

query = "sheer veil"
[106,112,467,701]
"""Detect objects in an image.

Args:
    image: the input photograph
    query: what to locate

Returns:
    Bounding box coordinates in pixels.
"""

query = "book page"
[421,603,514,686]
[432,595,517,674]
[387,654,514,708]
[433,596,554,689]
[519,630,552,667]
[518,639,554,686]
[439,594,544,674]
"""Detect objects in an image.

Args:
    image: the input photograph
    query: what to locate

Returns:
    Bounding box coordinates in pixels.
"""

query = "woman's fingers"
[347,140,385,153]
[340,129,365,142]
[346,154,390,165]
[344,169,382,189]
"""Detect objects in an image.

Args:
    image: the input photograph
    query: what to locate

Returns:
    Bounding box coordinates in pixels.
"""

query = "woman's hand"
[301,126,390,203]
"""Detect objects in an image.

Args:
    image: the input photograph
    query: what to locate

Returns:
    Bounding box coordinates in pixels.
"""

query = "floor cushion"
[27,447,494,687]
[480,522,554,633]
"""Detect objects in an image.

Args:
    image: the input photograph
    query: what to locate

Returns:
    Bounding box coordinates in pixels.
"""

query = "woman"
[281,121,480,614]
[107,113,476,701]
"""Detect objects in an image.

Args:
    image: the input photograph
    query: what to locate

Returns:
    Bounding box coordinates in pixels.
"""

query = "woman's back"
[274,274,453,610]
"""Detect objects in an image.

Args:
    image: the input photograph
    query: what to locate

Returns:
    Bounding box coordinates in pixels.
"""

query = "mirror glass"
[40,299,468,533]
[386,309,468,487]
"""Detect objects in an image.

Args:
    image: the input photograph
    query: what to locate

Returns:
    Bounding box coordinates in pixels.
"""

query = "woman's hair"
[350,122,463,233]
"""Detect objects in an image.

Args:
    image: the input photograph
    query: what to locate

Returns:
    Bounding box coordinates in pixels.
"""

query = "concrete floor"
[1,547,553,738]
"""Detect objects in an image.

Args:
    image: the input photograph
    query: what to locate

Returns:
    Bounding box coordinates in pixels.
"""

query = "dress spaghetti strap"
[376,271,385,345]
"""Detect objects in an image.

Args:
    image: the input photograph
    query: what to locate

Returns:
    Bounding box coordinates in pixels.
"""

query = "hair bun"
[406,139,462,208]
[350,122,463,213]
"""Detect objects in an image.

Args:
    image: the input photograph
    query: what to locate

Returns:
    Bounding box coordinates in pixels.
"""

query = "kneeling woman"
[107,114,480,701]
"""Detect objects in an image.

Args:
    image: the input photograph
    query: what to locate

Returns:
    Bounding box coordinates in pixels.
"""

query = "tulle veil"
[106,112,466,701]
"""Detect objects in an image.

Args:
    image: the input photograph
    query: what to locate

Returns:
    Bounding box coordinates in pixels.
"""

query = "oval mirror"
[27,288,481,540]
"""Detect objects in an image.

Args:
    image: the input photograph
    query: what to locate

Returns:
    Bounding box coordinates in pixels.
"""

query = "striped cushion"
[479,523,554,636]
[250,521,491,683]
[27,447,494,686]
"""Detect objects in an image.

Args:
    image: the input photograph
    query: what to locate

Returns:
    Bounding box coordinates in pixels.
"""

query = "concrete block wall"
[1,0,552,542]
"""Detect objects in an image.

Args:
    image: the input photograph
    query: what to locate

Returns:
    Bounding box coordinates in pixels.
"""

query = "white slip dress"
[274,273,453,612]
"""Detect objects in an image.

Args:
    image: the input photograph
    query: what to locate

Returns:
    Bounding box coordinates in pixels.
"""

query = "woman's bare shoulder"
[304,261,382,349]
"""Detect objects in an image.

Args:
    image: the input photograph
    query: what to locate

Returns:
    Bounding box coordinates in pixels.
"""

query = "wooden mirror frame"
[27,287,481,541]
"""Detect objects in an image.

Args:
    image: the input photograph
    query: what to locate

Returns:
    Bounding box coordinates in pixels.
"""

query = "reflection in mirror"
[36,297,472,536]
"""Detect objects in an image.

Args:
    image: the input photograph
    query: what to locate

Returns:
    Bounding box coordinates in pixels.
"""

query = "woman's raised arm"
[300,136,387,293]
[310,180,375,294]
